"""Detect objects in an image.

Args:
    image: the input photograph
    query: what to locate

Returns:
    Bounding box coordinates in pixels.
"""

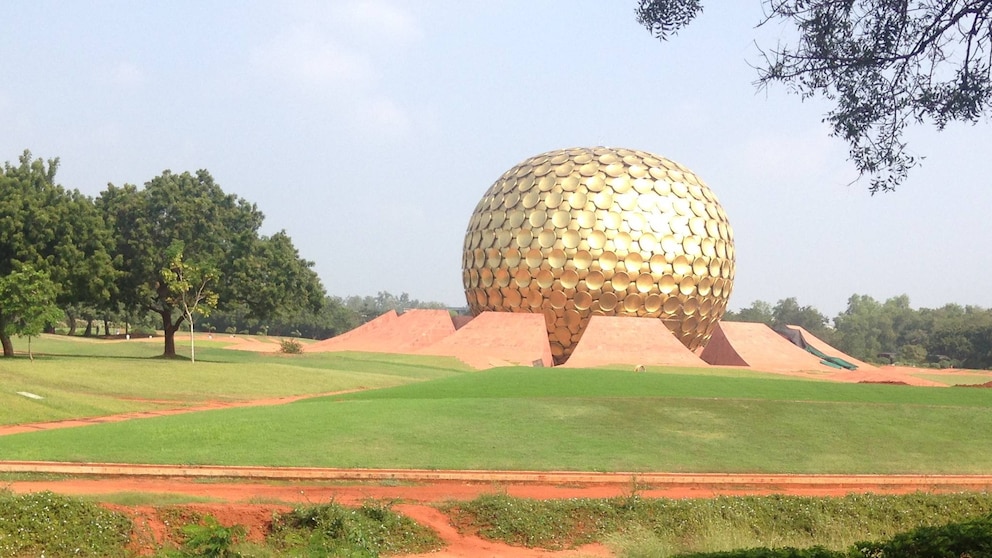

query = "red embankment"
[307,309,455,354]
[562,316,708,368]
[417,312,553,369]
[700,322,836,372]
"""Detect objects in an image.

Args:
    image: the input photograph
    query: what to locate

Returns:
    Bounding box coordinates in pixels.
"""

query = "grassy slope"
[0,334,468,425]
[1,363,990,473]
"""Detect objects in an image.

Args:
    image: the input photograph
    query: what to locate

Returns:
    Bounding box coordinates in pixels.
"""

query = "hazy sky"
[2,1,989,319]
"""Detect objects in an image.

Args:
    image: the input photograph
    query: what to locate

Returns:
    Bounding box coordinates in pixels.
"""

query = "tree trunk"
[104,318,111,336]
[0,331,13,357]
[66,308,77,336]
[160,310,185,358]
[84,319,93,337]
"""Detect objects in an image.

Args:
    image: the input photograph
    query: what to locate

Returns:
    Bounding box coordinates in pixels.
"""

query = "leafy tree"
[0,264,63,358]
[832,294,895,359]
[160,241,219,363]
[0,151,117,356]
[771,297,828,335]
[898,343,928,365]
[722,300,774,325]
[98,170,325,358]
[637,0,992,192]
[343,291,448,325]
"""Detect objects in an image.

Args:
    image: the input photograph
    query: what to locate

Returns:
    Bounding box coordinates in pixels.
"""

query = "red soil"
[416,311,554,369]
[307,309,456,354]
[9,471,992,558]
[562,316,708,368]
[700,322,836,372]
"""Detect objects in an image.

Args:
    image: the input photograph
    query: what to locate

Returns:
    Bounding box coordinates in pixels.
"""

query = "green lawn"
[0,334,468,425]
[1,361,990,473]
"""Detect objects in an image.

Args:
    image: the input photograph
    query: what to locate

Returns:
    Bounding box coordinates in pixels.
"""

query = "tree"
[771,297,828,335]
[0,264,63,358]
[722,300,774,324]
[342,291,448,325]
[0,151,117,356]
[160,241,219,363]
[636,1,992,192]
[98,169,324,358]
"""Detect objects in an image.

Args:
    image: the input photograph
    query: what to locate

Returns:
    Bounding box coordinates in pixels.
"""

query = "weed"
[176,515,246,558]
[0,489,132,557]
[443,492,992,554]
[269,498,442,557]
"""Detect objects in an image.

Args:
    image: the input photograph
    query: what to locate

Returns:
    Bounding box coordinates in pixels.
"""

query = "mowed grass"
[0,334,469,425]
[1,363,991,473]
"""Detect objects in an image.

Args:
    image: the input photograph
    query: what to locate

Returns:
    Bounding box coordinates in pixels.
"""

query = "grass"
[444,492,992,555]
[1,367,991,472]
[913,372,992,386]
[0,334,468,426]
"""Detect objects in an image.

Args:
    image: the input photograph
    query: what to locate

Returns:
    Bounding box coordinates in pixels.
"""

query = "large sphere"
[462,147,735,363]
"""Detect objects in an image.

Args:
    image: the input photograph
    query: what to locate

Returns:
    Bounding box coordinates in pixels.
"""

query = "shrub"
[852,514,992,558]
[176,514,246,558]
[279,338,303,354]
[0,490,132,557]
[268,499,442,556]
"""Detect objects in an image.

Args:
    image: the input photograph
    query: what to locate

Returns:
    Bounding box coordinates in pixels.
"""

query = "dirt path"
[6,468,992,557]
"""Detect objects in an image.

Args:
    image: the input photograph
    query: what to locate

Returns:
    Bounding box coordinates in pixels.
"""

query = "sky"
[2,1,990,320]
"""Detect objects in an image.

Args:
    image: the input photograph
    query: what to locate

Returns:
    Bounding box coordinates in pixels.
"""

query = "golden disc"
[644,294,663,313]
[560,269,579,289]
[599,251,618,271]
[588,230,607,250]
[599,292,618,311]
[536,268,554,288]
[659,274,677,294]
[635,272,655,293]
[624,294,643,312]
[585,270,605,290]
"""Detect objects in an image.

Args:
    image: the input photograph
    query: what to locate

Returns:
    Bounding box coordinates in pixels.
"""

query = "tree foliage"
[0,151,117,356]
[636,0,992,192]
[343,291,449,325]
[98,169,325,357]
[160,241,219,363]
[0,263,63,357]
[729,293,992,368]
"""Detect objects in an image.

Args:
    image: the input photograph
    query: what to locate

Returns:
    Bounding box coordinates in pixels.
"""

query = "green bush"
[852,513,992,558]
[0,490,132,557]
[174,514,246,558]
[268,499,441,556]
[675,548,843,558]
[279,338,303,354]
[446,492,992,553]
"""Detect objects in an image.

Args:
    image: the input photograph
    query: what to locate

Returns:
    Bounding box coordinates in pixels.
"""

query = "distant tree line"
[200,291,450,339]
[1,151,455,357]
[1,150,324,357]
[725,295,992,369]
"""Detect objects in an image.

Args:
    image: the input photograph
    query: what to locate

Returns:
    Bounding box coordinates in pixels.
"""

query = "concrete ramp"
[562,316,708,368]
[700,322,836,372]
[785,325,878,370]
[417,311,553,369]
[308,309,455,354]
